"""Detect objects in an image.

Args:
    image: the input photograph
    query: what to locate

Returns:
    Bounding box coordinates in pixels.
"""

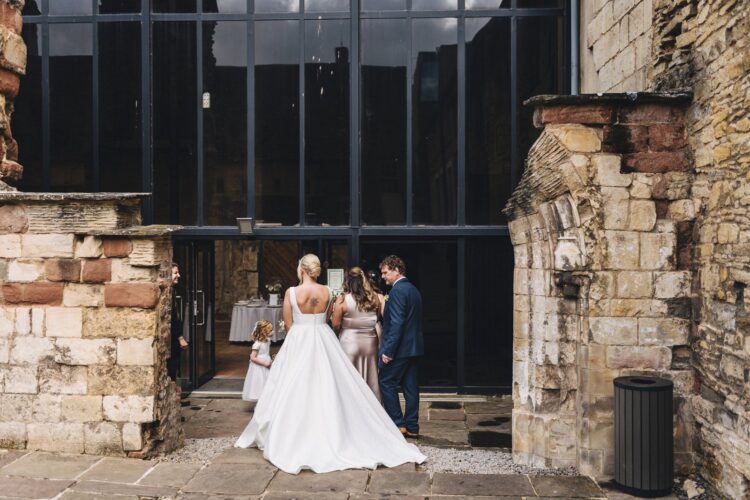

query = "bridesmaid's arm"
[331,294,346,332]
[378,294,385,317]
[282,288,293,331]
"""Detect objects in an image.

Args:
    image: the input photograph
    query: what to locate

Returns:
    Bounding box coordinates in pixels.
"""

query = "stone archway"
[506,94,696,478]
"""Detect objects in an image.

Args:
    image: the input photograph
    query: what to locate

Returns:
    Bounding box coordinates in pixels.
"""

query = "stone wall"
[506,93,696,479]
[581,0,653,93]
[0,193,182,457]
[647,1,750,497]
[215,240,259,321]
[0,0,24,188]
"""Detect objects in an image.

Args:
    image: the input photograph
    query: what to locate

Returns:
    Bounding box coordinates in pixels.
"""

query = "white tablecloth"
[229,304,285,342]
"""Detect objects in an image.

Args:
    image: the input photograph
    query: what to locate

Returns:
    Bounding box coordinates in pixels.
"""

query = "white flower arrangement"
[265,279,283,294]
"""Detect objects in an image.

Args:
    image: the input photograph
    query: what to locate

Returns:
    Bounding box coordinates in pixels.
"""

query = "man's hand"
[178,336,189,350]
[382,354,392,364]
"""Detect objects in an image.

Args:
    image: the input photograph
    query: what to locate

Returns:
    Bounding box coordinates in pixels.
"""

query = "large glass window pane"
[203,21,247,225]
[49,24,92,192]
[255,0,298,13]
[518,16,564,181]
[412,18,457,225]
[412,0,456,10]
[203,0,246,13]
[306,0,348,12]
[15,25,42,191]
[360,239,457,387]
[255,20,299,226]
[99,0,141,13]
[153,0,196,12]
[361,0,404,10]
[50,0,93,15]
[466,0,509,8]
[466,17,510,225]
[304,19,350,226]
[153,22,198,224]
[99,22,142,193]
[361,19,407,225]
[519,0,563,7]
[465,237,513,387]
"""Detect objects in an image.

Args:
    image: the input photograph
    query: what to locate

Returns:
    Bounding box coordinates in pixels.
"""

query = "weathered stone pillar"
[0,193,182,457]
[505,93,696,479]
[0,0,25,189]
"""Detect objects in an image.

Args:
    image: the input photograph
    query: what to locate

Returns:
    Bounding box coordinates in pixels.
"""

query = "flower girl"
[242,320,273,402]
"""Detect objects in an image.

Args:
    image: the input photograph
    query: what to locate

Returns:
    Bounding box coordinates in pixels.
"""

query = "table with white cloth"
[229,303,286,342]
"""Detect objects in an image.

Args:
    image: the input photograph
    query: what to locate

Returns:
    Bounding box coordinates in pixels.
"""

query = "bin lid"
[614,376,673,391]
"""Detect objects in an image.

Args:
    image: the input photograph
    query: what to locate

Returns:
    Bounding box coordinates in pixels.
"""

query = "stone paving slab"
[0,452,100,480]
[466,413,512,429]
[267,469,369,494]
[602,484,678,500]
[432,473,535,497]
[264,492,348,499]
[138,462,203,487]
[183,463,276,495]
[183,405,253,438]
[78,457,154,483]
[69,480,179,498]
[0,476,73,499]
[212,447,269,465]
[529,476,606,498]
[59,492,138,500]
[429,409,467,421]
[419,421,469,446]
[176,494,259,500]
[367,470,431,496]
[350,494,427,500]
[205,399,255,412]
[464,402,513,414]
[0,452,26,470]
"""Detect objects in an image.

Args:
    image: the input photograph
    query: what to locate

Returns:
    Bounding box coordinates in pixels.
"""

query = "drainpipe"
[570,0,580,95]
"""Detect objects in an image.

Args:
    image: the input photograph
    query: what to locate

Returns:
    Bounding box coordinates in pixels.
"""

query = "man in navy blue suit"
[378,255,424,438]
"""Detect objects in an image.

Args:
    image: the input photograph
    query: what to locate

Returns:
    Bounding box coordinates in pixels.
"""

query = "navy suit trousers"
[378,357,419,433]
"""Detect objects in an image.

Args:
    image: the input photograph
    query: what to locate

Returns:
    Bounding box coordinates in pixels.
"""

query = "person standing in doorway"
[168,262,189,381]
[378,255,424,438]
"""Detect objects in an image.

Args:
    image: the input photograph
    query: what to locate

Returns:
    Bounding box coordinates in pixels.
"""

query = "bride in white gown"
[235,254,426,474]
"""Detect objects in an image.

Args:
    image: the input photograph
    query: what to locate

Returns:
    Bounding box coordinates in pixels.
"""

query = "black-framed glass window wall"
[16,0,567,230]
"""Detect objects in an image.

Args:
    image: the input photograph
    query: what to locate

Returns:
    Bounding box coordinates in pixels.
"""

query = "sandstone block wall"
[581,0,653,93]
[647,1,750,497]
[506,94,695,479]
[0,193,182,457]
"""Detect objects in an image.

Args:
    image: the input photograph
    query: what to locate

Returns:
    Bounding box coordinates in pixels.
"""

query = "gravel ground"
[159,437,237,464]
[417,445,576,476]
[160,438,574,477]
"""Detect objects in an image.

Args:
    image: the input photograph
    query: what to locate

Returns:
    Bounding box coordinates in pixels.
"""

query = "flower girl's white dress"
[242,340,271,402]
[235,287,426,474]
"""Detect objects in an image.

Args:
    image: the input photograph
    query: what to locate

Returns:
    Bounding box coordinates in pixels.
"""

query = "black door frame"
[174,239,216,392]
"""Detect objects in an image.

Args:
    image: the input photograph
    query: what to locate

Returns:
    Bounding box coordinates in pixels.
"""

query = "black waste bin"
[614,376,673,498]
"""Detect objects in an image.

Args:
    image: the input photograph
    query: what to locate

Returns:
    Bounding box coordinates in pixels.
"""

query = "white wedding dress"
[235,286,426,474]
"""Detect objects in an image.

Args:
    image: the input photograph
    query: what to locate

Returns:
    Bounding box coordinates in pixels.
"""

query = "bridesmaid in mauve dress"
[331,267,385,402]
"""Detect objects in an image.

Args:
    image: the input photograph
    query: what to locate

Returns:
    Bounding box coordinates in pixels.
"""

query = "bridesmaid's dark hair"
[343,267,380,313]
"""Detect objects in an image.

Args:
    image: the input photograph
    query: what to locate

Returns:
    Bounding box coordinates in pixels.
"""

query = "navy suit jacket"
[380,278,424,359]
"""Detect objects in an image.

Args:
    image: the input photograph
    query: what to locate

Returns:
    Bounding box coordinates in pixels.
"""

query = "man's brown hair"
[379,255,406,275]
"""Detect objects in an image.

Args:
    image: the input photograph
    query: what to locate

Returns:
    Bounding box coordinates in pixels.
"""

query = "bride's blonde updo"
[298,254,321,280]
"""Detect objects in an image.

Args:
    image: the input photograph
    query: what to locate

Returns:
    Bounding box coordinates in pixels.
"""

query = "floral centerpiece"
[265,278,283,306]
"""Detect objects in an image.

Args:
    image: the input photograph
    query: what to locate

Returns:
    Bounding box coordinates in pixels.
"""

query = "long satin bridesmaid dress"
[339,293,381,402]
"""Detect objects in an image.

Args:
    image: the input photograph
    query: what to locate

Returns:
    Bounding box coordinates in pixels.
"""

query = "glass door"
[173,240,216,391]
[192,241,215,388]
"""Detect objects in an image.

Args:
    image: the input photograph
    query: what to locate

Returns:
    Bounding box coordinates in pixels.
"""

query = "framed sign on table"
[327,268,344,294]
